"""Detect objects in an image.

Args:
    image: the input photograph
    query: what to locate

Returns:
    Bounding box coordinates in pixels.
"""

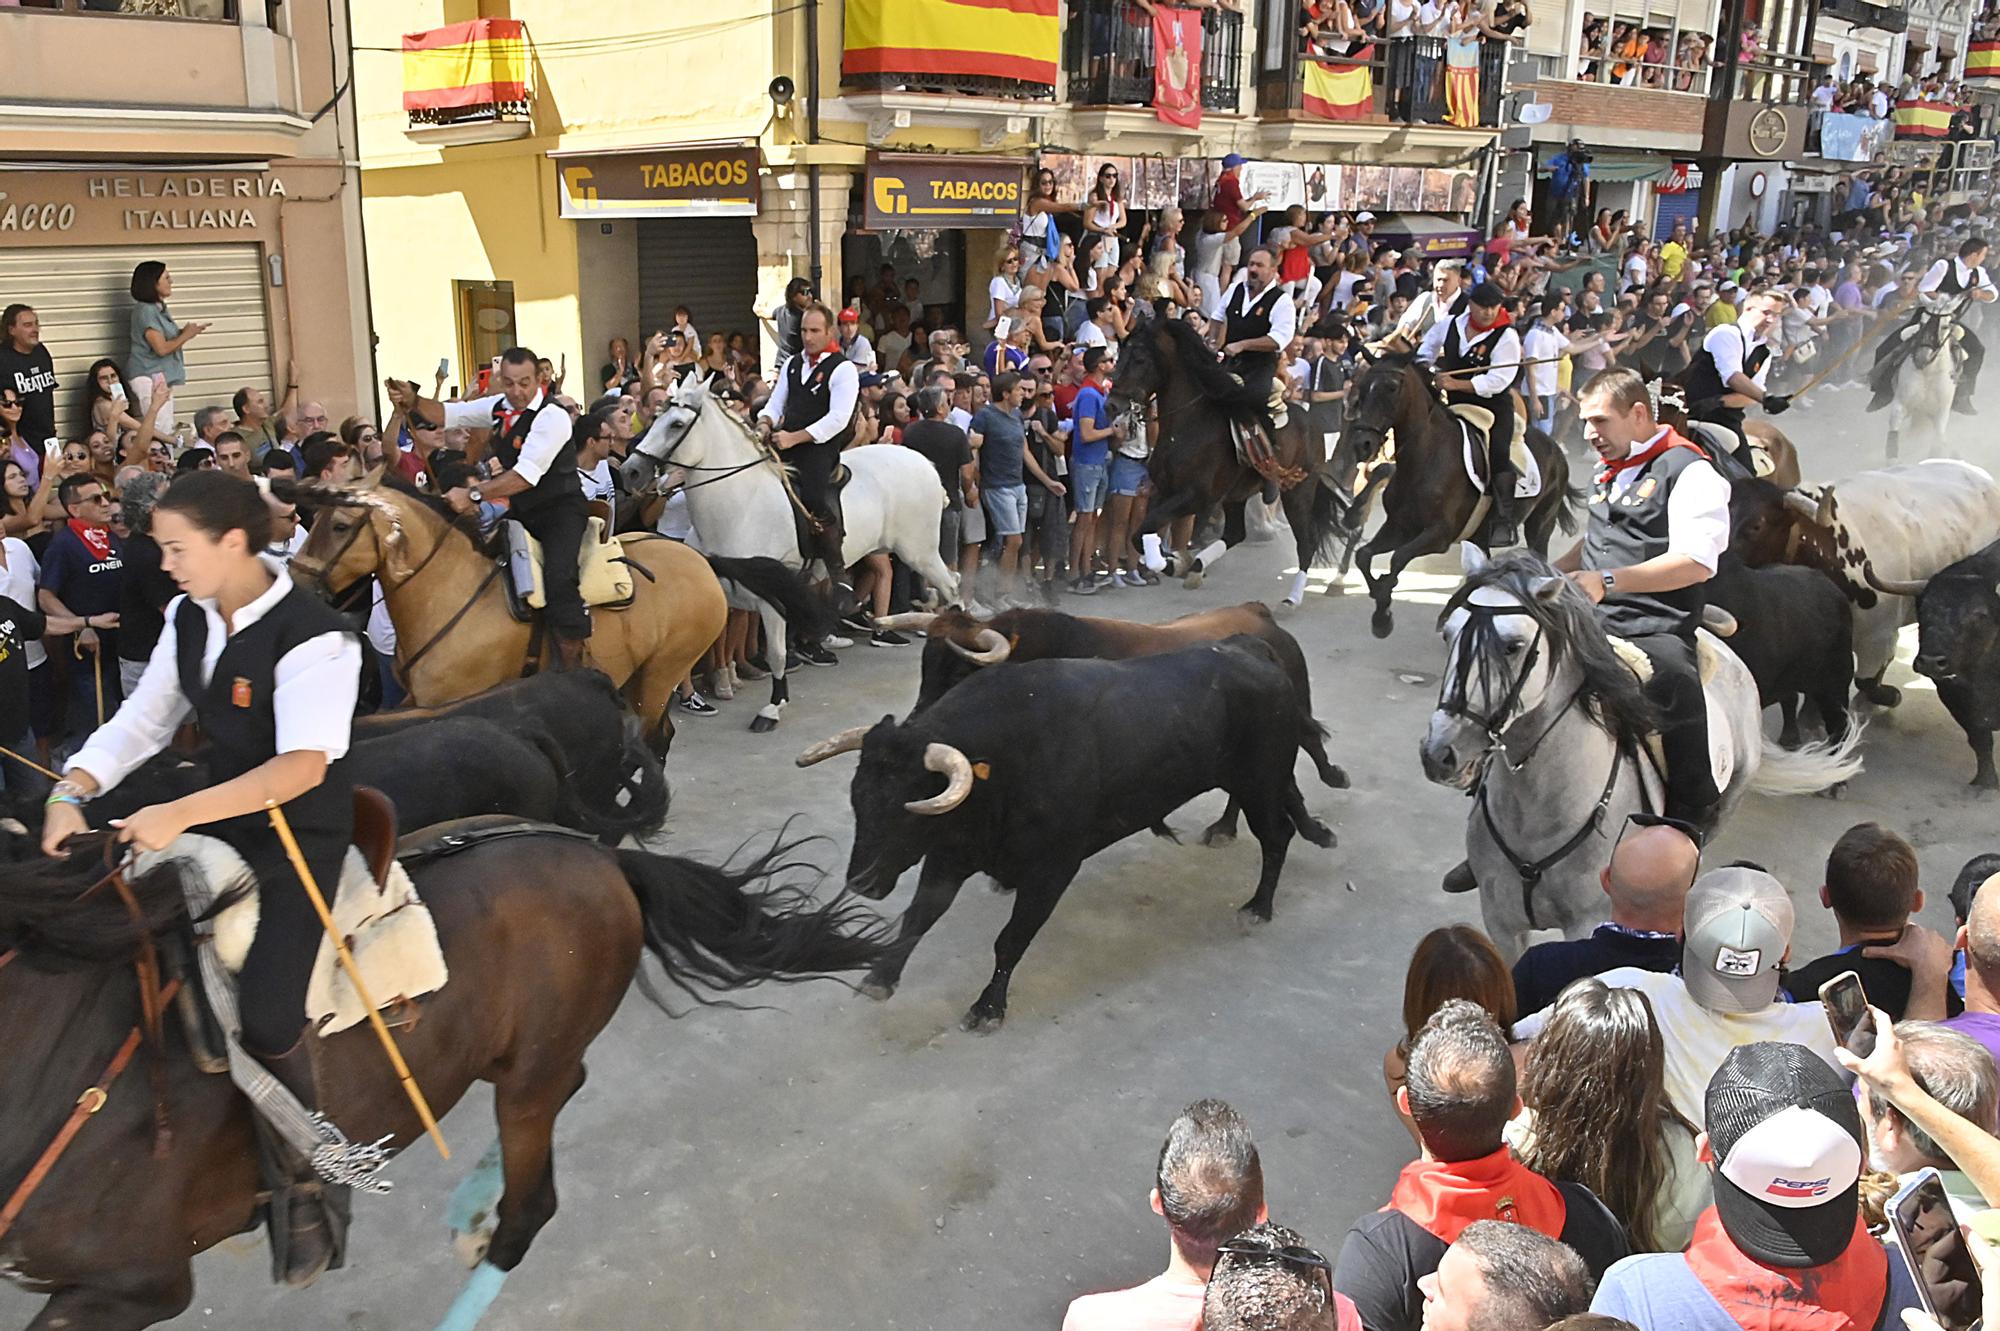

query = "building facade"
[0,0,370,437]
[353,0,1499,403]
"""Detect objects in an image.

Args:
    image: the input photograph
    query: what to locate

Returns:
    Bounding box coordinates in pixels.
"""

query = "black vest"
[1937,260,1972,295]
[1437,316,1520,403]
[1682,326,1770,407]
[173,583,354,849]
[1224,282,1285,349]
[1584,439,1708,638]
[490,400,583,518]
[780,353,857,449]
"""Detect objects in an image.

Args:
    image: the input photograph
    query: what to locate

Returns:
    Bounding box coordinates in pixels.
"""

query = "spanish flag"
[1894,98,1956,138]
[1303,49,1375,121]
[402,19,528,112]
[1968,39,2000,79]
[843,0,1060,88]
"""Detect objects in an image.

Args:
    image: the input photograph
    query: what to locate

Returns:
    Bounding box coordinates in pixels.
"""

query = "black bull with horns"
[794,636,1344,1031]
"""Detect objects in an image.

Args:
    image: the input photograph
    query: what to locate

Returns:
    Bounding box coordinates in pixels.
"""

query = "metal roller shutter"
[635,217,760,357]
[1653,191,1699,241]
[0,242,271,440]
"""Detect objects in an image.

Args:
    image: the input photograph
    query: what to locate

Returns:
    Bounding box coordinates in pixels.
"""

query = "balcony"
[401,18,535,146]
[1820,0,1909,33]
[1062,0,1245,113]
[1257,41,1509,138]
[841,0,1058,101]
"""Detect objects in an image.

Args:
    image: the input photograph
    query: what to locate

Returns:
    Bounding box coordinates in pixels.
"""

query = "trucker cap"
[1707,1042,1866,1268]
[1682,866,1793,1014]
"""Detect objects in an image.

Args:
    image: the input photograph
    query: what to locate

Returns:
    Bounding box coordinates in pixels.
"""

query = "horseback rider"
[1419,280,1525,546]
[1213,244,1297,424]
[1867,235,1993,418]
[758,301,860,609]
[1568,368,1729,830]
[388,350,592,671]
[39,471,366,1287]
[1678,289,1791,471]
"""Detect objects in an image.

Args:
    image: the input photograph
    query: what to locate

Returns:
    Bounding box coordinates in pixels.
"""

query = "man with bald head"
[1945,867,2000,1069]
[1509,817,1700,1014]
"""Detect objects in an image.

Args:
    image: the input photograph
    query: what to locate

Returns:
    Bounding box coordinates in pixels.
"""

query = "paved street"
[9,388,2000,1330]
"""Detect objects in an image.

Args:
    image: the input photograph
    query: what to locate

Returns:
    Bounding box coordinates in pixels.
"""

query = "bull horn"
[795,726,871,767]
[1863,565,1928,599]
[905,743,976,815]
[1782,490,1821,521]
[1700,605,1739,637]
[945,628,1011,665]
[873,612,940,633]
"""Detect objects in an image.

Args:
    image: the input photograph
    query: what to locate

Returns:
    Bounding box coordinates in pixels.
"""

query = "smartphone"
[1819,970,1877,1058]
[108,381,127,403]
[43,437,60,460]
[437,357,451,379]
[1889,1169,1983,1331]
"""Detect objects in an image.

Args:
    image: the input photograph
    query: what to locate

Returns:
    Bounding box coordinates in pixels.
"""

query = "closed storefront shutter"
[635,217,760,359]
[0,242,271,441]
[1654,190,1700,240]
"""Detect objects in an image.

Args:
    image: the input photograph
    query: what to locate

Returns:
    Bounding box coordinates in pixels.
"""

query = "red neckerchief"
[1598,426,1707,483]
[67,519,113,560]
[1468,306,1513,334]
[1682,1208,1887,1331]
[1383,1146,1568,1244]
[493,392,541,436]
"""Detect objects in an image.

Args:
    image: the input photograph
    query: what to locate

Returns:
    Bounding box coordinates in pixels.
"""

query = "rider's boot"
[1954,385,1979,416]
[552,633,589,672]
[1486,472,1522,549]
[252,1035,349,1288]
[814,514,855,615]
[1866,365,1895,413]
[1441,860,1478,894]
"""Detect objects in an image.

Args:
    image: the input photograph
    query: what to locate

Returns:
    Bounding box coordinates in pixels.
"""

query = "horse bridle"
[630,391,777,495]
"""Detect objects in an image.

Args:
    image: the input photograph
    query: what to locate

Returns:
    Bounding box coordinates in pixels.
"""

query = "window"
[8,0,239,19]
[455,280,518,397]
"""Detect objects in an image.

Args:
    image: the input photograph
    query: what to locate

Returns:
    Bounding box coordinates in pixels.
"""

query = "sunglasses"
[1214,1239,1336,1302]
[1615,811,1703,872]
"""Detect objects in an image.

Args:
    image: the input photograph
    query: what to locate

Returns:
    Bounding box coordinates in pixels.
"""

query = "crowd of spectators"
[1059,824,2000,1331]
[1297,0,1530,127]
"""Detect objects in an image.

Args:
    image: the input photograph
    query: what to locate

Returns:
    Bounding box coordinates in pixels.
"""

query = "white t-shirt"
[1624,253,1650,288]
[988,275,1023,317]
[1520,323,1565,397]
[877,328,912,371]
[1514,967,1843,1128]
[579,458,616,502]
[0,537,45,670]
[1076,320,1110,349]
[1190,230,1229,280]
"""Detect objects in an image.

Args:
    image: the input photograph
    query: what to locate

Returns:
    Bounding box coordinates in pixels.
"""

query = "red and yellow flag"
[1894,98,1956,138]
[843,0,1060,88]
[402,19,528,111]
[1968,39,2000,79]
[1303,50,1375,121]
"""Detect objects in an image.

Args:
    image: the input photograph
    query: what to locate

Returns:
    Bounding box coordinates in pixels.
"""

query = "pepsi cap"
[1707,1042,1866,1268]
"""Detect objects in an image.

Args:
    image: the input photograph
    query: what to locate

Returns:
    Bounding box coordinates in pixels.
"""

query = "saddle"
[1605,628,1738,796]
[1224,374,1304,489]
[1453,409,1542,542]
[502,515,638,620]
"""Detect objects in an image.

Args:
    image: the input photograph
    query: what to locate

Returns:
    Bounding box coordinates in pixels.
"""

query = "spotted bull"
[1873,539,2000,791]
[882,601,1350,843]
[1730,461,2000,705]
[794,637,1342,1031]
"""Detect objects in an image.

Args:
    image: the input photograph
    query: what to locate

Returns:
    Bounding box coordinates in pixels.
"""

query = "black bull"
[795,637,1342,1031]
[1898,538,2000,791]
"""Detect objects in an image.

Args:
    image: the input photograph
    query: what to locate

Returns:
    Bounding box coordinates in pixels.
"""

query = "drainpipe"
[806,0,824,296]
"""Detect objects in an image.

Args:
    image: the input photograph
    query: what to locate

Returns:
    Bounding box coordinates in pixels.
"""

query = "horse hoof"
[1370,610,1394,640]
[1974,777,1999,796]
[960,1007,1005,1033]
[1818,781,1850,801]
[1325,765,1351,789]
[1236,901,1275,925]
[1184,569,1205,590]
[1864,683,1902,707]
[1200,825,1237,848]
[749,713,779,734]
[859,976,897,1002]
[452,1228,493,1270]
[1300,820,1337,849]
[1281,596,1302,609]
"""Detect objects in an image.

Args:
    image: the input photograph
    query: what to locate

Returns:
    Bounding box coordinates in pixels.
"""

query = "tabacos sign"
[554,146,761,220]
[863,154,1024,230]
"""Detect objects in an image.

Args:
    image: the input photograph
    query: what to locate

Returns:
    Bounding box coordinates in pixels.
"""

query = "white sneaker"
[822,633,854,650]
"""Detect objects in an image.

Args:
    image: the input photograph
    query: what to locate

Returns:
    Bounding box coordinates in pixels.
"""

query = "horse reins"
[637,392,823,526]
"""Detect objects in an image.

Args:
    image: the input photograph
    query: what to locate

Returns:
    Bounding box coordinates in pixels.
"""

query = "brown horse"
[1652,383,1803,489]
[292,472,727,753]
[1336,353,1580,638]
[0,827,886,1329]
[1110,318,1348,603]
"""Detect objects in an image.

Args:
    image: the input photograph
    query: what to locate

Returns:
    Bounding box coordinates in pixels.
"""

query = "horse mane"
[310,470,497,556]
[0,835,203,968]
[1443,550,1658,753]
[1145,318,1266,415]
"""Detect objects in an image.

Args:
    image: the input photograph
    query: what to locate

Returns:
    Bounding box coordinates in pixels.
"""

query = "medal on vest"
[232,677,253,708]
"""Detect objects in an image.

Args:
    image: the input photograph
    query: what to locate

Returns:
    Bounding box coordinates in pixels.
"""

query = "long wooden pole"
[266,801,449,1160]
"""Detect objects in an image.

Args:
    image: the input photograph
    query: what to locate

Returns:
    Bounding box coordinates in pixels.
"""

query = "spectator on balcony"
[1578,13,1606,79]
[1021,167,1079,274]
[1084,165,1129,282]
[126,262,208,432]
[1477,0,1529,125]
[1411,0,1451,121]
[1382,0,1419,121]
[1443,0,1482,127]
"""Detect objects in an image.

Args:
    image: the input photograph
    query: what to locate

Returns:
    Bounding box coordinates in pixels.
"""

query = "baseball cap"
[1706,1043,1866,1268]
[858,372,885,388]
[1222,152,1247,168]
[1720,279,1741,293]
[837,307,859,324]
[1355,210,1377,223]
[1682,866,1793,1013]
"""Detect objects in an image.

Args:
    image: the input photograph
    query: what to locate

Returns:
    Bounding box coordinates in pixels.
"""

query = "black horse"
[1336,351,1581,637]
[1111,318,1348,600]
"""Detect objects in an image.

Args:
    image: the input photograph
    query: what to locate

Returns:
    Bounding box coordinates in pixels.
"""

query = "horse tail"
[1750,718,1867,796]
[705,554,833,641]
[1303,475,1351,569]
[1559,481,1588,535]
[615,834,890,1009]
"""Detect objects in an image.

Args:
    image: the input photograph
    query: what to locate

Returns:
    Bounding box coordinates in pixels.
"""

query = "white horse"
[1419,547,1866,960]
[620,375,957,731]
[1889,298,1968,459]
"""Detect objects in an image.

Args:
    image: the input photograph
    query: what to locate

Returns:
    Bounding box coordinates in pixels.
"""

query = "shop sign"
[1657,161,1704,195]
[863,154,1023,230]
[1789,172,1838,193]
[0,172,283,237]
[555,146,761,220]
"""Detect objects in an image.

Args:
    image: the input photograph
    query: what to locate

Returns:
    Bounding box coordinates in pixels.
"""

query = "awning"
[1813,39,1837,63]
[1577,150,1673,183]
[1859,51,1880,73]
[1368,212,1480,259]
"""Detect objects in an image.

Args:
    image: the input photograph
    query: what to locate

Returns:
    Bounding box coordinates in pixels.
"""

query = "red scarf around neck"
[1599,426,1706,482]
[1467,305,1513,335]
[1683,1208,1887,1331]
[1384,1146,1568,1243]
[67,519,113,561]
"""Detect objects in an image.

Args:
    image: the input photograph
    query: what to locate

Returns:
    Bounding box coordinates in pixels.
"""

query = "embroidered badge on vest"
[232,677,253,708]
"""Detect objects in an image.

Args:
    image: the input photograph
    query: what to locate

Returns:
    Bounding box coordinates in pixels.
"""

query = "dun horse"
[1336,352,1579,637]
[292,472,727,752]
[1111,319,1348,607]
[0,829,886,1329]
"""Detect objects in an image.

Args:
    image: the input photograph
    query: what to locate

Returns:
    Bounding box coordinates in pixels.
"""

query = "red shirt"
[392,446,431,488]
[1212,171,1245,229]
[1053,380,1085,420]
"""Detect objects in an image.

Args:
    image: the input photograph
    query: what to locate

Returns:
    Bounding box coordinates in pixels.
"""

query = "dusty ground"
[7,378,2000,1330]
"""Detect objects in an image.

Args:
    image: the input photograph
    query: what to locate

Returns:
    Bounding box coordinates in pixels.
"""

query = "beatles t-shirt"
[0,342,58,447]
